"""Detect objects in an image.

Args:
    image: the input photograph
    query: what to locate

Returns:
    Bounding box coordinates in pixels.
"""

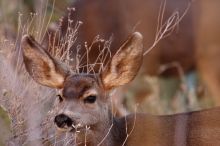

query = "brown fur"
[60,0,194,76]
[193,0,220,106]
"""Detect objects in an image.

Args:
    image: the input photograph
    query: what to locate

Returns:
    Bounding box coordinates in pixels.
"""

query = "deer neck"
[87,110,127,146]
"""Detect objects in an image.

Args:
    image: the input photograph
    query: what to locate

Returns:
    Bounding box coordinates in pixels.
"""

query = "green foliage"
[0,106,10,146]
[0,107,10,127]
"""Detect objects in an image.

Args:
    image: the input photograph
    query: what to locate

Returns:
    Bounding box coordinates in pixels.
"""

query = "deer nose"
[54,114,73,128]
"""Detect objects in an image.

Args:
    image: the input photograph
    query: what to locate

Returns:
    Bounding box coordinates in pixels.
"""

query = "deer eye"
[57,94,63,102]
[84,95,96,104]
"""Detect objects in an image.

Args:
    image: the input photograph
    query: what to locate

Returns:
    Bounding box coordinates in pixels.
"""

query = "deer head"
[21,32,143,145]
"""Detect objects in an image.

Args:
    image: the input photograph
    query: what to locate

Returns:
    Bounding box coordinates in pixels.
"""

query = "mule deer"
[22,32,220,146]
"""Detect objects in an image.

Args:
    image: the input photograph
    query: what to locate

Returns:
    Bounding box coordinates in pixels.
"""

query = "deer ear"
[101,32,143,90]
[21,35,70,88]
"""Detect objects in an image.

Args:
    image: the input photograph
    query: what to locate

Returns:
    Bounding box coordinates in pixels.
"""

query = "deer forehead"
[62,74,102,99]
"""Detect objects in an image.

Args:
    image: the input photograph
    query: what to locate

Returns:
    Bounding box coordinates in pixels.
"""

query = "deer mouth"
[69,123,91,133]
[55,123,92,134]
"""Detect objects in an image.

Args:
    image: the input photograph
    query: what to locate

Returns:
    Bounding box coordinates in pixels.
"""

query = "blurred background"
[0,0,220,145]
